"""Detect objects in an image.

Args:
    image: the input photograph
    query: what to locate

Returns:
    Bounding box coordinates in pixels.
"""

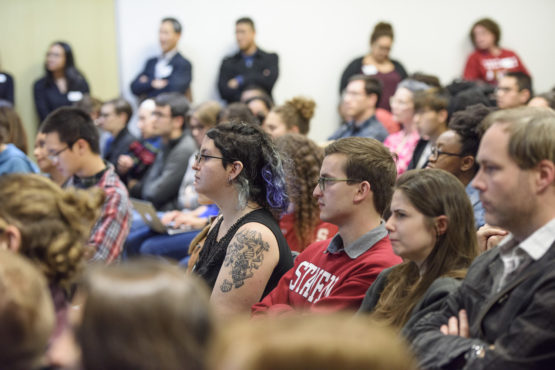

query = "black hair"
[236,17,255,31]
[155,92,190,120]
[206,122,288,215]
[505,71,534,97]
[104,98,133,125]
[44,41,87,90]
[348,74,383,104]
[161,17,182,33]
[40,106,100,154]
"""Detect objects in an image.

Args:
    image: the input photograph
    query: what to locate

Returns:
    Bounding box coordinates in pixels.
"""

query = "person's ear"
[290,126,300,134]
[438,109,448,125]
[535,159,555,193]
[228,161,244,181]
[2,225,22,252]
[434,215,449,236]
[460,155,475,172]
[353,180,371,203]
[520,89,531,104]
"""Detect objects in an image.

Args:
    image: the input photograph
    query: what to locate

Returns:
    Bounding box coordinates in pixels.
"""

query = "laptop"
[131,198,192,235]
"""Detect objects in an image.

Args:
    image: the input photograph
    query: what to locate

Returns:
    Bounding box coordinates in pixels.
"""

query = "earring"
[227,177,232,185]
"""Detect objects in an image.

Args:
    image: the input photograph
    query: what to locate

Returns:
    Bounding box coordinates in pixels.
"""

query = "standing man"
[218,17,279,104]
[252,137,401,314]
[329,75,388,141]
[409,107,555,369]
[131,18,192,100]
[41,107,132,263]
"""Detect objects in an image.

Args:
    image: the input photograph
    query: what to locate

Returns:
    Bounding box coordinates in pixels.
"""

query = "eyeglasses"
[317,177,362,191]
[430,146,464,159]
[194,152,225,165]
[47,146,70,162]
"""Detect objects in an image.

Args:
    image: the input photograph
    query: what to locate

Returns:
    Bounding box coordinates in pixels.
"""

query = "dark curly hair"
[275,134,324,250]
[206,122,289,217]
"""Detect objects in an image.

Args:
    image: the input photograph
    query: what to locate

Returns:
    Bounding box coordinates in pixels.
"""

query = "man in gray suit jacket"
[408,107,555,369]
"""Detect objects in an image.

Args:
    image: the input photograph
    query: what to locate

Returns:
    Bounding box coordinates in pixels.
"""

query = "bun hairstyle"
[370,22,394,44]
[273,96,316,135]
[0,174,103,289]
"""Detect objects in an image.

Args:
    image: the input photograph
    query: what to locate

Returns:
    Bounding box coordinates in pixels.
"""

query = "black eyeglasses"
[194,152,225,165]
[317,177,362,191]
[430,146,464,159]
[47,146,70,162]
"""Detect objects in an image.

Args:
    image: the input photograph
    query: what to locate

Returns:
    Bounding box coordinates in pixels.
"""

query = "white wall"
[116,0,555,142]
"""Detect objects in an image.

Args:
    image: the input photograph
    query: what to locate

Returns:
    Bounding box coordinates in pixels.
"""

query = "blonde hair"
[0,250,55,370]
[272,96,316,134]
[209,314,418,370]
[0,174,103,289]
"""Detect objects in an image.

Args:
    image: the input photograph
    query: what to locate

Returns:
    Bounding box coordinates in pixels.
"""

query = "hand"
[117,155,134,174]
[440,309,469,337]
[477,224,508,253]
[160,210,181,225]
[151,79,168,89]
[227,78,239,89]
[173,214,208,229]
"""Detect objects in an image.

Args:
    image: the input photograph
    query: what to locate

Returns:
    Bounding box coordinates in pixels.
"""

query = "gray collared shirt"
[325,221,388,259]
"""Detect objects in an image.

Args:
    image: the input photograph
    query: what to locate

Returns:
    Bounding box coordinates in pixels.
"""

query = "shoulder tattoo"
[219,229,270,293]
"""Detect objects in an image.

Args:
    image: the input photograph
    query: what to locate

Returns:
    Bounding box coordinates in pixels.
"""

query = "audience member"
[385,79,430,175]
[34,132,67,185]
[129,93,195,210]
[262,96,315,138]
[0,107,38,175]
[96,98,137,170]
[244,94,273,123]
[359,169,478,332]
[0,250,55,370]
[427,104,495,228]
[192,122,293,315]
[239,84,274,103]
[117,98,162,186]
[329,75,388,141]
[252,137,401,314]
[210,314,418,370]
[409,107,555,369]
[218,17,279,103]
[130,17,192,100]
[73,94,102,121]
[0,66,14,105]
[408,88,450,169]
[77,260,213,370]
[275,134,338,252]
[496,71,533,109]
[41,107,132,263]
[125,101,222,261]
[340,22,408,111]
[34,41,89,122]
[464,18,529,85]
[528,91,555,110]
[218,102,257,124]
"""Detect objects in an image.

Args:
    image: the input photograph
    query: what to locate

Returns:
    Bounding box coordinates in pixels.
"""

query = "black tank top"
[193,208,293,298]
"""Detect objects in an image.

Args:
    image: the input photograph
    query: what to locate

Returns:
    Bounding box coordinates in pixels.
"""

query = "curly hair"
[0,174,103,290]
[206,122,289,217]
[272,96,316,135]
[275,134,324,250]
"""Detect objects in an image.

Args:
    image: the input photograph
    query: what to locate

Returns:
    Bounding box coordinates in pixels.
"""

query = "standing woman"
[359,169,478,332]
[275,134,338,252]
[463,18,529,85]
[34,41,89,122]
[340,22,407,111]
[192,122,293,315]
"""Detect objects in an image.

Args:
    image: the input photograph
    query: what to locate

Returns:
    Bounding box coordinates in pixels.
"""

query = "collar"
[160,49,178,62]
[497,217,555,261]
[325,221,388,259]
[71,161,109,189]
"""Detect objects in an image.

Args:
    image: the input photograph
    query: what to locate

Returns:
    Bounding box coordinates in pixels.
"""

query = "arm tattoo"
[219,229,270,293]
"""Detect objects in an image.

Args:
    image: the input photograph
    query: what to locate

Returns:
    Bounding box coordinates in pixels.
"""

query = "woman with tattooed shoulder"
[191,121,293,315]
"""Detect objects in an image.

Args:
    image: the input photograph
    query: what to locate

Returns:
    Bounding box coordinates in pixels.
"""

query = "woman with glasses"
[359,169,478,333]
[192,121,293,315]
[34,41,90,122]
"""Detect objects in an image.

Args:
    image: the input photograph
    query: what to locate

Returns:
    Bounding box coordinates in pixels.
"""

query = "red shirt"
[463,48,529,85]
[252,230,402,315]
[279,213,338,252]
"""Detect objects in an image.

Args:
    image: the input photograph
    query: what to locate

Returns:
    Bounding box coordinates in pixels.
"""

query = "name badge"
[362,65,378,75]
[0,74,6,83]
[159,65,173,78]
[67,91,84,102]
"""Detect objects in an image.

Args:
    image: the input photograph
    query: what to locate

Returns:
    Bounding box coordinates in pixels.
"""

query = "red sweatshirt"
[252,232,402,315]
[463,48,529,85]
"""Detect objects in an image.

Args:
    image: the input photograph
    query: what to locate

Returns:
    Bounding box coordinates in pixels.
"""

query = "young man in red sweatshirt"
[252,137,402,315]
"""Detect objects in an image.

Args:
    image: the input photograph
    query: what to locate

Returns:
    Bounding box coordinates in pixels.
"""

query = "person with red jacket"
[252,137,402,315]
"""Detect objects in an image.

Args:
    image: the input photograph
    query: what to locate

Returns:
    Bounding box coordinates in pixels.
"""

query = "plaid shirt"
[66,163,132,263]
[126,137,162,181]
